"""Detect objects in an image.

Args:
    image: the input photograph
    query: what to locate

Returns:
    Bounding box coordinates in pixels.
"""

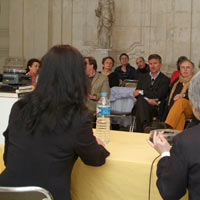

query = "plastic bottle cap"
[101,92,107,96]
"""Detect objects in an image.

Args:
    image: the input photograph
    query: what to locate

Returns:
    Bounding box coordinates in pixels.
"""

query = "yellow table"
[0,144,5,173]
[71,130,187,200]
[0,131,187,200]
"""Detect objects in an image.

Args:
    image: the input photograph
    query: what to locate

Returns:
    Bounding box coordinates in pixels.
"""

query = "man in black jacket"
[114,53,138,81]
[135,56,150,78]
[148,71,200,200]
[133,54,170,132]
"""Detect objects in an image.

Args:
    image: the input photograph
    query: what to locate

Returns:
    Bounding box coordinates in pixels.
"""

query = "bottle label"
[97,106,111,115]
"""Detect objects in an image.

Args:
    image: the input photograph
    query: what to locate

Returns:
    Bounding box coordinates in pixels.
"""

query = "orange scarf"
[168,74,193,105]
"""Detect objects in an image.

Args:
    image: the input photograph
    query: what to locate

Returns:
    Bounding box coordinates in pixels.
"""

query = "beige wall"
[0,0,200,74]
[0,0,9,72]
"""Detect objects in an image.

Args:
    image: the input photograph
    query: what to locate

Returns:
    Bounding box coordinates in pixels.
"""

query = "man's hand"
[147,131,171,154]
[96,137,105,147]
[88,94,97,100]
[134,89,141,97]
[146,98,159,106]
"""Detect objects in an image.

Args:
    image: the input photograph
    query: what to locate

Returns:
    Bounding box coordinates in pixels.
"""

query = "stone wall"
[0,0,9,73]
[0,0,200,74]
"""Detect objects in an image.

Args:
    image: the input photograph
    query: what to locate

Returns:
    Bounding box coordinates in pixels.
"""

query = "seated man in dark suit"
[148,71,200,200]
[133,54,170,132]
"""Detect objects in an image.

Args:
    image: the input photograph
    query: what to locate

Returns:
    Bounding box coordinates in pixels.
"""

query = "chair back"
[123,79,138,88]
[0,186,54,200]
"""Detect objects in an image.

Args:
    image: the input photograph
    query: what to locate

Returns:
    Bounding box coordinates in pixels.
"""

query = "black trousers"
[133,96,158,132]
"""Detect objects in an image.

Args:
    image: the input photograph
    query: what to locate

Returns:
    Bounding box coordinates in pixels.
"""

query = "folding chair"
[0,186,54,200]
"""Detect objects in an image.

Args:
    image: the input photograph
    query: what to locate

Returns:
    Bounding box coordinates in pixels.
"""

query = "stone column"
[0,0,9,72]
[6,0,25,70]
[62,0,73,45]
[23,0,49,60]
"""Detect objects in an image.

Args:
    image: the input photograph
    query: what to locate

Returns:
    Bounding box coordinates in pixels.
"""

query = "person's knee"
[173,98,189,108]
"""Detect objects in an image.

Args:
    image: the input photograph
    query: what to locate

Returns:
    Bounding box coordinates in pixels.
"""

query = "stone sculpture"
[95,0,114,49]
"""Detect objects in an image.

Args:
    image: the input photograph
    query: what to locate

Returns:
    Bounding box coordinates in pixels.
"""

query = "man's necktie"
[151,78,155,86]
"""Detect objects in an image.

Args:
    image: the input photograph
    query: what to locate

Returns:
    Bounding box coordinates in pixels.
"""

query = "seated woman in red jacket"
[26,58,40,86]
[0,45,110,200]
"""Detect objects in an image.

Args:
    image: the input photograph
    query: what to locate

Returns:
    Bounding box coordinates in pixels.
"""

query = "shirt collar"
[149,71,160,80]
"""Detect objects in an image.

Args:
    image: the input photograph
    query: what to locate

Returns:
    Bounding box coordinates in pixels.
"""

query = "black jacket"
[0,101,109,200]
[136,72,170,101]
[114,64,138,80]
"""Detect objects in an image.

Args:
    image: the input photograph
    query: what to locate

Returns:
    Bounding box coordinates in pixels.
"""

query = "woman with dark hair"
[0,45,110,200]
[26,58,40,86]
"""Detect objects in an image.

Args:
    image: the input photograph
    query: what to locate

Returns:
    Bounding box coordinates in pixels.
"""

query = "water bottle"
[96,92,111,144]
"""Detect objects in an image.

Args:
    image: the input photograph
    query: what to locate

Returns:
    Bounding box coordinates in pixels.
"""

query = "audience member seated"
[0,45,110,200]
[101,56,120,88]
[148,71,200,200]
[135,56,150,78]
[162,58,194,130]
[170,56,187,85]
[114,53,138,81]
[26,58,40,86]
[133,54,170,132]
[85,56,110,113]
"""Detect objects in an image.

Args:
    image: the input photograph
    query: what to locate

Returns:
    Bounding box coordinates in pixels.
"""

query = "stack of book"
[16,85,34,94]
[0,85,34,98]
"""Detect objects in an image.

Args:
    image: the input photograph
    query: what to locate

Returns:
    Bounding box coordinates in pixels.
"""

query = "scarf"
[168,74,193,105]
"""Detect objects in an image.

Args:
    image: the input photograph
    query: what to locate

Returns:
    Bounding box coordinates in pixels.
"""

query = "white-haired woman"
[162,58,195,130]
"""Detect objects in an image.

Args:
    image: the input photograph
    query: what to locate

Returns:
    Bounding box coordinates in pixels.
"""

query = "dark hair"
[119,53,129,60]
[176,56,187,70]
[21,45,89,133]
[179,58,195,68]
[148,54,162,63]
[26,58,40,73]
[102,56,115,66]
[138,57,145,61]
[84,56,97,71]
